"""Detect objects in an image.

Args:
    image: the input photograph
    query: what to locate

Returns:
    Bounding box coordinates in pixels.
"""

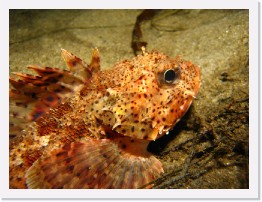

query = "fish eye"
[164,69,177,83]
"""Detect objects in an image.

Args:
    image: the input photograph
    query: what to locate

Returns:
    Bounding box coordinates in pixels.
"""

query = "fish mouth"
[100,121,170,142]
[102,125,122,138]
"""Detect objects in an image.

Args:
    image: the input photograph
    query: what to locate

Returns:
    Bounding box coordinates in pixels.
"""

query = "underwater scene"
[9,9,248,189]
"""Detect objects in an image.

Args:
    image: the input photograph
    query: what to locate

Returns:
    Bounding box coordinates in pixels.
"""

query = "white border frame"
[1,0,259,199]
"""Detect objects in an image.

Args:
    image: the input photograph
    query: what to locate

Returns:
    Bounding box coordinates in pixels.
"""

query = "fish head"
[93,51,201,141]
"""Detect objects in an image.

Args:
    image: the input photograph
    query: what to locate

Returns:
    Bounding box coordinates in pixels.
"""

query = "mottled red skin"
[9,48,200,189]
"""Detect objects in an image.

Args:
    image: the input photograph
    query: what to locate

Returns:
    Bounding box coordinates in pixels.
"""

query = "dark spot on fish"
[46,95,55,102]
[54,89,62,93]
[131,126,135,132]
[56,151,67,157]
[71,61,77,66]
[32,111,44,121]
[65,157,72,164]
[31,92,37,99]
[67,165,74,171]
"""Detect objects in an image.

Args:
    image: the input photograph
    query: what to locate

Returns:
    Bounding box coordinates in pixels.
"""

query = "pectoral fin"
[26,137,163,189]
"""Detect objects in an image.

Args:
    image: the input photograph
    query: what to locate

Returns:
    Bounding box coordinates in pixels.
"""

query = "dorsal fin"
[10,49,98,137]
[89,48,101,73]
[61,49,92,81]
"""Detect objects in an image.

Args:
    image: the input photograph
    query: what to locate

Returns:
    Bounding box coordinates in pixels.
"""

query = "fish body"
[9,48,200,188]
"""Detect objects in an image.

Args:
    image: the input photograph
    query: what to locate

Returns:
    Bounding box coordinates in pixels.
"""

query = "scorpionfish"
[9,47,200,189]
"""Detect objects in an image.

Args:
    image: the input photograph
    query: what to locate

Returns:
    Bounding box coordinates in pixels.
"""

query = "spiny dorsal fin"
[89,47,100,73]
[61,49,92,81]
[10,49,99,136]
[26,137,163,189]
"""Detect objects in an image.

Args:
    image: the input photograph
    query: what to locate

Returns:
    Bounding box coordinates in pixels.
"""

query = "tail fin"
[26,136,163,189]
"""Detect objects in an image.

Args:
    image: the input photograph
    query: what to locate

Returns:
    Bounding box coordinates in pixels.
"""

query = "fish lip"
[102,125,121,138]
